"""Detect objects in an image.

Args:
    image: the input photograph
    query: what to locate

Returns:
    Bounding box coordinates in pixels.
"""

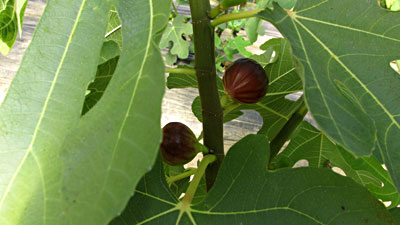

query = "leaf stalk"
[182,155,216,205]
[166,67,196,75]
[210,9,263,27]
[269,97,308,162]
[167,169,197,186]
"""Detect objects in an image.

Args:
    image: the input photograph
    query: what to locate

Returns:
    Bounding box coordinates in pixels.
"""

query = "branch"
[210,9,262,27]
[269,97,308,162]
[189,0,224,190]
[166,67,196,75]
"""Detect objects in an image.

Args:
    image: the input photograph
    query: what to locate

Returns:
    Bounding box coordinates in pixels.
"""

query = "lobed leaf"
[272,121,400,208]
[111,135,395,224]
[159,14,193,59]
[0,0,112,223]
[258,0,400,191]
[0,0,171,224]
[60,0,171,224]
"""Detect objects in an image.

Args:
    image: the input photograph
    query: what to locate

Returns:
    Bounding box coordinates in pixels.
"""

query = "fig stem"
[166,67,196,76]
[223,101,240,117]
[196,143,209,154]
[269,97,308,164]
[172,1,178,17]
[209,3,224,19]
[167,169,197,186]
[182,155,217,206]
[210,9,263,27]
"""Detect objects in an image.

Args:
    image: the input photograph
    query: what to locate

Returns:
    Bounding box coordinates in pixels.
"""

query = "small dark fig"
[160,122,205,166]
[223,58,269,104]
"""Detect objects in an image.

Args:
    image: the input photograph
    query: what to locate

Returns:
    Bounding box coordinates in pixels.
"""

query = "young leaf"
[0,0,112,223]
[159,14,193,60]
[110,135,395,224]
[259,0,400,191]
[60,0,171,224]
[245,0,271,43]
[272,121,400,208]
[224,35,252,60]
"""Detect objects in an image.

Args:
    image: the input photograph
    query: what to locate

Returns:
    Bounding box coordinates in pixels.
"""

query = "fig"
[223,58,268,104]
[160,122,206,166]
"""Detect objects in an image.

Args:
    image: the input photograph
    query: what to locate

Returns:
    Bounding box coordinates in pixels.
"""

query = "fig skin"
[223,58,269,104]
[160,122,201,166]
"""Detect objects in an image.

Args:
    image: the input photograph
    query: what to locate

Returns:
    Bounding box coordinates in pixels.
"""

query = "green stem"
[166,67,196,75]
[209,4,224,19]
[182,155,216,205]
[269,98,308,162]
[167,169,197,186]
[210,9,263,27]
[223,101,240,117]
[189,0,224,190]
[172,1,178,16]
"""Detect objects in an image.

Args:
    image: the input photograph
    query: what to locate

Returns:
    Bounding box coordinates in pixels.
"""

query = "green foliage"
[384,0,400,10]
[221,0,247,9]
[110,135,395,224]
[0,0,27,55]
[82,56,119,115]
[390,207,400,222]
[164,164,191,198]
[224,35,252,60]
[0,0,171,224]
[259,0,400,192]
[179,38,303,139]
[160,14,193,65]
[272,121,400,208]
[1,0,399,223]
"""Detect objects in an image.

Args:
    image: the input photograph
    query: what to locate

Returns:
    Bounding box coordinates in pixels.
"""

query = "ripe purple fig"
[160,122,206,166]
[223,58,269,104]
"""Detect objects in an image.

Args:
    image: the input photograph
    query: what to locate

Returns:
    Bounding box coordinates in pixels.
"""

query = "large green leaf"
[110,134,395,224]
[272,121,400,208]
[390,207,400,222]
[0,0,112,224]
[60,0,171,224]
[259,0,400,190]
